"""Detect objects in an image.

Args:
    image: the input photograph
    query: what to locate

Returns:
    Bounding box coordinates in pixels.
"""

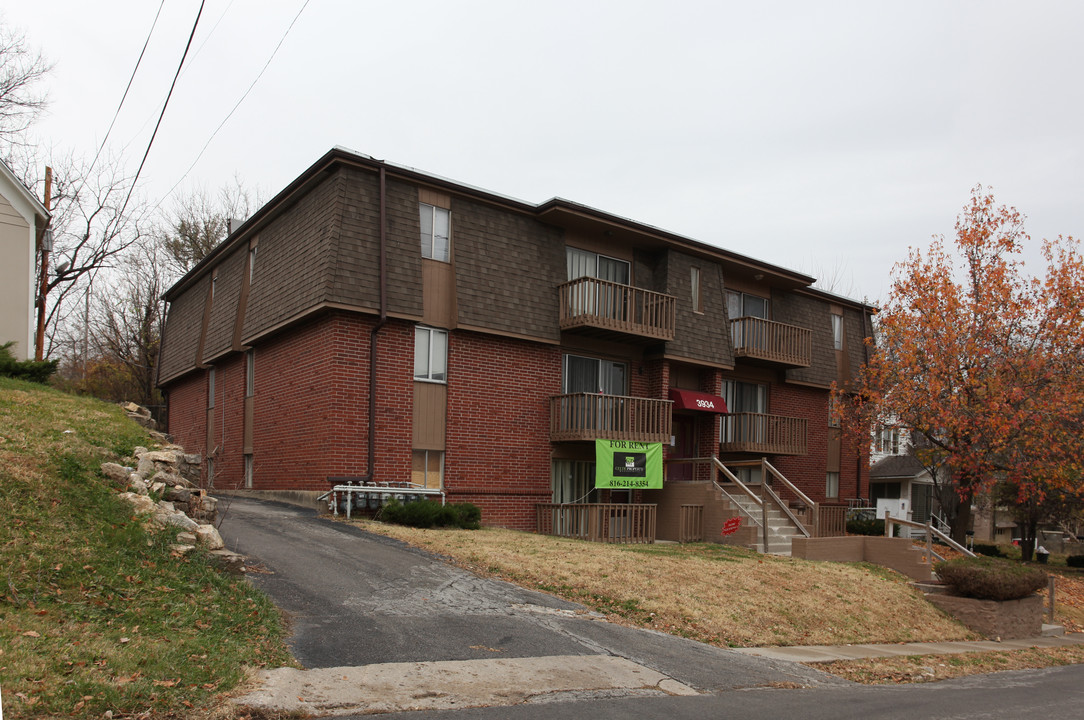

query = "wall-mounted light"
[753,273,764,281]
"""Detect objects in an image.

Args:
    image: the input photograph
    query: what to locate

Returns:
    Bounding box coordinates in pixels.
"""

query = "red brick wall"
[165,371,207,458]
[770,382,865,504]
[444,330,561,530]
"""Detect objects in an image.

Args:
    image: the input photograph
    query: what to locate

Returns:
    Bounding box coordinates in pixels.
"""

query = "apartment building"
[158,148,873,539]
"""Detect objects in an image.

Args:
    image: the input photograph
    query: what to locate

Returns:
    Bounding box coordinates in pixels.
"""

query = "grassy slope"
[351,520,974,648]
[0,377,292,719]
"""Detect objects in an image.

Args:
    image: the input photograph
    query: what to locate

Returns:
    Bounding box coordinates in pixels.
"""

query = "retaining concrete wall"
[791,535,931,580]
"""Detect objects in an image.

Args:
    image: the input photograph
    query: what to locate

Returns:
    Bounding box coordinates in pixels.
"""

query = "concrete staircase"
[723,486,804,557]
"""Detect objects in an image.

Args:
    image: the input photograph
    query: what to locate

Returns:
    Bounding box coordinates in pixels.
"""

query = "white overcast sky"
[5,0,1083,302]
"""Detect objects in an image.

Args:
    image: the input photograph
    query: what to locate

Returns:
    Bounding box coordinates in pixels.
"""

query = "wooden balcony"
[730,317,811,367]
[559,277,676,341]
[536,503,656,544]
[719,413,807,455]
[550,393,672,443]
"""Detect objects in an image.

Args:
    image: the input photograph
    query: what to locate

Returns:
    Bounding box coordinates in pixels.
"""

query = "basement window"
[412,450,443,489]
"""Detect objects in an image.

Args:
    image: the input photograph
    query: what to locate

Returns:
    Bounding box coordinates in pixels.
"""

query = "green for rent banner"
[594,439,664,489]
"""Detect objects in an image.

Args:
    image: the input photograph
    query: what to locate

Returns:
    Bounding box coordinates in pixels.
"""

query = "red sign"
[721,517,742,536]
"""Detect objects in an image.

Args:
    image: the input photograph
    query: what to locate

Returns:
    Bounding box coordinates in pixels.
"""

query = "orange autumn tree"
[851,187,1084,549]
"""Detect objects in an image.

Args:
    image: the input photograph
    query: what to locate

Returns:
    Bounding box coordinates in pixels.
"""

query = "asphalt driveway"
[217,496,841,715]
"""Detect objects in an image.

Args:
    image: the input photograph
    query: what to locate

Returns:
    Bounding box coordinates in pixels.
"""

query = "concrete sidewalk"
[732,631,1084,663]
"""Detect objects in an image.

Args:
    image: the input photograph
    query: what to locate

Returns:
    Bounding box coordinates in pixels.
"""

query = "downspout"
[365,166,389,481]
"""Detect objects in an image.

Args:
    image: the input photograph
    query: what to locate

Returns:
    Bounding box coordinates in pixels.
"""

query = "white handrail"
[885,514,976,558]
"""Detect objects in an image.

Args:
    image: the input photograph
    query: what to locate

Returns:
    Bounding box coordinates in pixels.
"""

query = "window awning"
[668,388,728,413]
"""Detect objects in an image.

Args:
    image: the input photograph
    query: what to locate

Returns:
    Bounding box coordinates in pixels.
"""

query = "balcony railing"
[559,277,676,341]
[549,393,672,442]
[730,316,811,367]
[719,413,807,455]
[536,503,656,544]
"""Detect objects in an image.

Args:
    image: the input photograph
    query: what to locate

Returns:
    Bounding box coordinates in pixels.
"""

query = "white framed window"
[244,454,253,489]
[414,326,448,382]
[412,450,443,489]
[245,350,255,397]
[207,367,216,409]
[691,267,702,313]
[826,471,840,499]
[829,394,841,428]
[248,245,258,282]
[877,426,901,455]
[832,313,843,350]
[419,203,450,262]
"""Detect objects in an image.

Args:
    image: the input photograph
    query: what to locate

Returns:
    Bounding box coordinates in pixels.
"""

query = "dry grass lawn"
[349,521,973,648]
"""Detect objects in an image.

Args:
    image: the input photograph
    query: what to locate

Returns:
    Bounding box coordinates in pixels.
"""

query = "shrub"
[972,543,1006,558]
[935,556,1048,601]
[380,499,481,530]
[846,517,901,537]
[0,341,58,384]
[1066,555,1084,568]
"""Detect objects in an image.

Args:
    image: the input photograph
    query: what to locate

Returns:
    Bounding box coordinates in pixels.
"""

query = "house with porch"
[158,148,874,553]
[0,158,49,360]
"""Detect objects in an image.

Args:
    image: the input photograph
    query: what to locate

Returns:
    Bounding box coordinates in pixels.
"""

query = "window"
[726,290,769,319]
[828,395,840,428]
[245,350,255,397]
[419,203,450,262]
[876,426,901,454]
[691,267,702,313]
[412,450,443,489]
[826,471,840,499]
[832,313,843,350]
[566,247,630,284]
[551,460,598,503]
[562,354,626,395]
[206,458,215,488]
[414,327,448,382]
[244,454,253,489]
[248,245,258,282]
[722,380,767,414]
[207,368,216,409]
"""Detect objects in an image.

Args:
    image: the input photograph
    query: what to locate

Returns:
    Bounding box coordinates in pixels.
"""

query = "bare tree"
[40,153,148,356]
[159,176,259,277]
[0,23,50,152]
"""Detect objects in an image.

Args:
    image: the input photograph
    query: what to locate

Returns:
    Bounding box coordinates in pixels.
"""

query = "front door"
[669,415,697,482]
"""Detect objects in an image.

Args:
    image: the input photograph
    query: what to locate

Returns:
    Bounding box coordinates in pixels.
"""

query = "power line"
[71,0,165,202]
[117,0,206,222]
[158,0,312,207]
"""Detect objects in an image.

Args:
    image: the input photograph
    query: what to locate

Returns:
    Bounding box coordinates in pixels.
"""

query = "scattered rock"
[209,549,246,574]
[100,463,130,486]
[163,512,200,532]
[176,531,197,545]
[195,524,225,550]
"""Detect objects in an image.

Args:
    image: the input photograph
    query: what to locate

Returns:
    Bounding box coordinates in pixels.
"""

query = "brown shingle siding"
[159,275,209,382]
[453,196,563,341]
[779,292,836,387]
[327,168,381,312]
[665,250,730,366]
[242,173,342,339]
[383,178,424,319]
[203,245,246,360]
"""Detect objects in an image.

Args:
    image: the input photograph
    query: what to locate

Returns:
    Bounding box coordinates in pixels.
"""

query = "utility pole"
[34,166,53,361]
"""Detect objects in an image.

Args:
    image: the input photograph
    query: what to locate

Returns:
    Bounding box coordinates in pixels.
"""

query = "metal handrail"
[760,481,811,538]
[320,483,447,519]
[885,514,976,559]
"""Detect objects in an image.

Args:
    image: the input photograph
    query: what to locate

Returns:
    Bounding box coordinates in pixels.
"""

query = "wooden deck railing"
[550,393,672,442]
[817,505,848,537]
[536,503,657,544]
[719,413,807,455]
[730,316,812,367]
[559,276,676,340]
[678,504,704,543]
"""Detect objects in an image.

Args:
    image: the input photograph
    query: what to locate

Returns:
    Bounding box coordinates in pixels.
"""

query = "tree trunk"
[951,496,973,546]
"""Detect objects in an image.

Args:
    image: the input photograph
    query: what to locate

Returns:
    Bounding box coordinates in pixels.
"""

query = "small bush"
[935,556,1048,601]
[972,543,1006,558]
[1066,555,1084,568]
[380,499,481,529]
[846,517,901,537]
[0,341,58,384]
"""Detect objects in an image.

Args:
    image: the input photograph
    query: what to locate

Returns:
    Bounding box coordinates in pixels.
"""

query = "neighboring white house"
[0,158,49,361]
[869,424,937,533]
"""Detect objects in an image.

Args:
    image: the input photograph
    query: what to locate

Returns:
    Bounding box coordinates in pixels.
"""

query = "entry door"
[669,415,697,482]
